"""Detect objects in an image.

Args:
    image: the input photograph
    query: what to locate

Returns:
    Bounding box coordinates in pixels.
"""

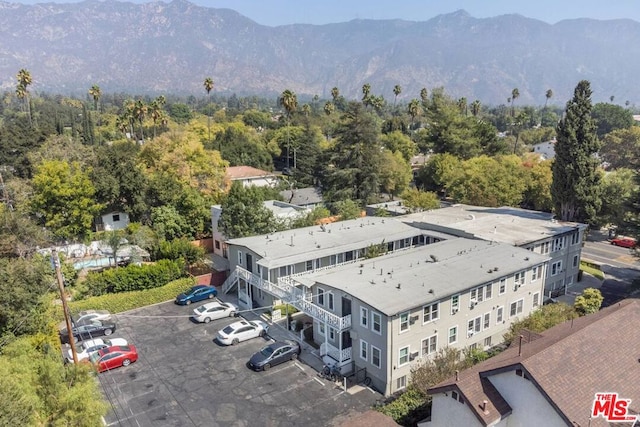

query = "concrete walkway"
[555,272,603,306]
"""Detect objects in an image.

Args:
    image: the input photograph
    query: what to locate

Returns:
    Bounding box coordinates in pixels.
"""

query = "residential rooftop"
[225,165,274,180]
[399,204,585,246]
[227,217,451,270]
[428,299,640,427]
[295,238,549,316]
[279,187,324,206]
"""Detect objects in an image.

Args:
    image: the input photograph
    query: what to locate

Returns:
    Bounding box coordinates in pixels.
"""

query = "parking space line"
[294,361,305,372]
[313,377,325,386]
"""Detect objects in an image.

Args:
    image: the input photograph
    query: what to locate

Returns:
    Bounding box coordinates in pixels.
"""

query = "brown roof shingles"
[225,166,274,180]
[428,300,640,427]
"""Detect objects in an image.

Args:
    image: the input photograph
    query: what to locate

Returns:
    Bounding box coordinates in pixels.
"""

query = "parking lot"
[87,299,380,426]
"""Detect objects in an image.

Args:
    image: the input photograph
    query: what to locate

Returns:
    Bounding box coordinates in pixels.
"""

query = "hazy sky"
[9,0,640,26]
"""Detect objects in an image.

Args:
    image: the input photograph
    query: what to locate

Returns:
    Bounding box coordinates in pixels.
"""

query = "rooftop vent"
[396,283,401,290]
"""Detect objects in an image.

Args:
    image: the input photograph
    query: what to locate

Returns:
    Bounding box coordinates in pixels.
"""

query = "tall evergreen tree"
[551,80,601,223]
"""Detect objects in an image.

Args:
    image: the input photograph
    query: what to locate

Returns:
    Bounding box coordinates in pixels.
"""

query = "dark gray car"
[248,340,301,371]
[59,320,117,344]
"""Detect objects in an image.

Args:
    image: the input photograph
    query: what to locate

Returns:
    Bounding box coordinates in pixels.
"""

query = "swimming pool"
[73,257,113,270]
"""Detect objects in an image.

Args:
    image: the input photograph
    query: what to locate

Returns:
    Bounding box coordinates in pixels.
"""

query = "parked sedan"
[216,320,268,345]
[192,301,238,323]
[73,309,112,325]
[611,237,637,248]
[175,285,218,305]
[65,337,128,363]
[90,345,138,373]
[59,320,117,344]
[248,340,301,371]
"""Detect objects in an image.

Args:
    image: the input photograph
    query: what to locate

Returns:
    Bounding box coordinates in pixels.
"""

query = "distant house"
[279,187,324,209]
[225,166,278,188]
[532,139,556,160]
[95,211,130,232]
[426,299,640,427]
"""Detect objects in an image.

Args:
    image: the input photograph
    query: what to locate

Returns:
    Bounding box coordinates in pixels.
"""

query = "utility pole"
[52,249,78,364]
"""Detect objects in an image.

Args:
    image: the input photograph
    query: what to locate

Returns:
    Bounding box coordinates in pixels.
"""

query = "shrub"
[81,259,186,297]
[376,387,430,425]
[152,238,205,265]
[69,277,196,314]
[270,304,299,316]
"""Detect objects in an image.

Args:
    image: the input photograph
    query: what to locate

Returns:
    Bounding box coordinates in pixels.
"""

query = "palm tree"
[149,97,164,139]
[393,84,402,107]
[302,103,311,117]
[133,99,147,143]
[331,87,340,102]
[324,101,335,116]
[104,230,124,268]
[544,89,553,109]
[89,84,101,112]
[362,83,371,105]
[16,68,32,125]
[457,97,468,116]
[511,88,520,117]
[610,95,615,103]
[407,99,421,127]
[470,100,481,117]
[420,87,428,106]
[279,89,298,169]
[203,77,214,144]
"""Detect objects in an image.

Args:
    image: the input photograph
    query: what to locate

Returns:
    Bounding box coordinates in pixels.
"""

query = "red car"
[611,237,637,248]
[89,345,138,372]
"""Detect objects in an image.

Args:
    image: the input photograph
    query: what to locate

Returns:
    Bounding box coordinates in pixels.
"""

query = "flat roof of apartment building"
[295,238,549,316]
[399,204,585,246]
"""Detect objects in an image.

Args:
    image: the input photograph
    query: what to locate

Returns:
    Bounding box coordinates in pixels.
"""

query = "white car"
[216,320,269,345]
[66,337,128,363]
[74,310,112,325]
[192,301,238,323]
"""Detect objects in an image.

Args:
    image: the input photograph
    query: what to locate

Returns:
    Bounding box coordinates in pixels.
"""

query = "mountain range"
[1,0,639,105]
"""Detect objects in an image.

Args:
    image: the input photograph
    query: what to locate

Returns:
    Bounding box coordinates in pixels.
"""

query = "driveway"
[92,300,380,426]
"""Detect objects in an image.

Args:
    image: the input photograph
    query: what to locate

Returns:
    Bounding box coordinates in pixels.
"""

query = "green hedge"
[82,259,186,297]
[69,277,196,314]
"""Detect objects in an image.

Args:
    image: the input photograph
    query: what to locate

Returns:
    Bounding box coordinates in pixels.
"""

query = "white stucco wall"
[489,371,566,427]
[101,212,129,231]
[429,393,484,427]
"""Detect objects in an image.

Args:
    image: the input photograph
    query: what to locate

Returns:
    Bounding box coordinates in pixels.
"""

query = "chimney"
[455,370,459,382]
[482,400,489,414]
[518,335,524,356]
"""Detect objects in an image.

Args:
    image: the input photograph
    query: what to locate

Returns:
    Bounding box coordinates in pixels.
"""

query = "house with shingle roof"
[426,299,640,427]
[225,165,278,187]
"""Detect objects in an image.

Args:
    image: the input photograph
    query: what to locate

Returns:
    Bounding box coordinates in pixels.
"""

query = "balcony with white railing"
[320,342,353,365]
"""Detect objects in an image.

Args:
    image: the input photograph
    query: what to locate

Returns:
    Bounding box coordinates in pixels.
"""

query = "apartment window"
[330,254,337,265]
[552,236,565,252]
[451,295,460,314]
[360,340,368,361]
[215,240,221,250]
[112,214,120,222]
[397,376,407,390]
[533,293,540,308]
[483,312,491,330]
[279,265,293,277]
[567,275,574,286]
[571,232,580,245]
[499,279,506,295]
[317,287,325,306]
[399,346,410,366]
[360,307,369,327]
[468,317,481,335]
[510,299,524,317]
[496,306,504,323]
[531,265,542,281]
[423,302,439,323]
[306,260,313,271]
[238,250,243,266]
[318,323,325,336]
[451,391,464,404]
[329,327,335,341]
[484,336,492,347]
[371,346,381,368]
[541,242,550,254]
[514,271,525,286]
[400,312,410,332]
[448,326,457,345]
[372,312,382,334]
[470,286,484,302]
[551,261,562,276]
[422,335,437,356]
[573,255,579,268]
[485,284,492,300]
[328,292,334,310]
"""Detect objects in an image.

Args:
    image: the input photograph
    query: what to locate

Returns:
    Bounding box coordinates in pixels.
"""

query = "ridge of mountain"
[1,0,639,104]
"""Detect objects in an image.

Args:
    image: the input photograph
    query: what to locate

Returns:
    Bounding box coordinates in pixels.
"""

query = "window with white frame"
[510,299,524,317]
[372,312,382,334]
[397,376,407,390]
[567,275,574,286]
[423,302,439,323]
[451,295,460,313]
[551,261,562,276]
[514,271,525,286]
[533,293,540,308]
[448,326,457,345]
[484,336,492,347]
[328,292,334,310]
[400,312,410,332]
[238,250,243,265]
[485,283,492,300]
[571,232,580,245]
[468,317,481,335]
[531,265,542,281]
[329,327,335,341]
[371,346,381,368]
[499,279,506,295]
[360,307,369,327]
[360,340,368,361]
[317,287,325,305]
[399,346,410,366]
[573,255,579,268]
[496,306,504,323]
[470,286,485,302]
[318,323,325,335]
[483,312,490,329]
[541,242,550,254]
[552,236,565,252]
[330,254,337,265]
[306,260,313,271]
[422,335,437,356]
